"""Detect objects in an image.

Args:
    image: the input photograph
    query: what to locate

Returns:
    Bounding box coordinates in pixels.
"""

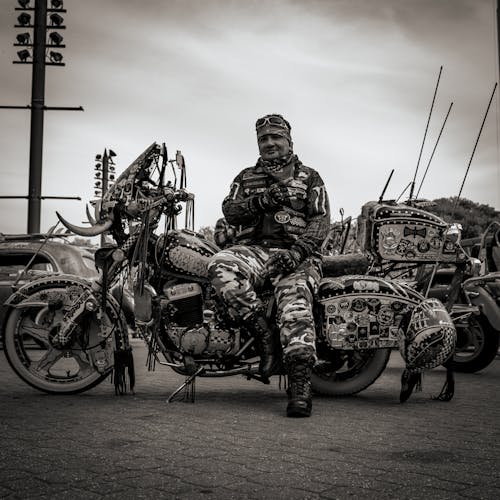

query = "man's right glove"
[252,182,307,212]
[251,184,285,211]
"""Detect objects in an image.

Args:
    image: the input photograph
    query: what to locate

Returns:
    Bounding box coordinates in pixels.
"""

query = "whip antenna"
[396,181,412,203]
[416,102,454,198]
[453,82,498,216]
[409,65,443,201]
[378,169,394,203]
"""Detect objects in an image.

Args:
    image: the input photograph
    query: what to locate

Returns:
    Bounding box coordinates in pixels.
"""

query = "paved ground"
[1,341,499,500]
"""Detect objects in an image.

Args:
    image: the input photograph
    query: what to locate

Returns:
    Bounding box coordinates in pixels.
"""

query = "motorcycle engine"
[160,282,238,356]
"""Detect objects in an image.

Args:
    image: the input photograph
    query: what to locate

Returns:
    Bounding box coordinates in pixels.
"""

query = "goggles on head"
[255,114,291,132]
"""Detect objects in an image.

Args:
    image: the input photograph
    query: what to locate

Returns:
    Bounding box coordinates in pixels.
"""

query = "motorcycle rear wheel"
[451,315,500,373]
[312,348,391,396]
[3,282,124,394]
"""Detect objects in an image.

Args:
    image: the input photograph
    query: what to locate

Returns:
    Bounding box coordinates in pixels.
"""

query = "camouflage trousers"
[207,245,322,363]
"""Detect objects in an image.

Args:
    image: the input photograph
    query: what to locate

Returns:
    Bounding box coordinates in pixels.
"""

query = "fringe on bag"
[399,369,422,403]
[112,347,135,395]
[432,365,455,402]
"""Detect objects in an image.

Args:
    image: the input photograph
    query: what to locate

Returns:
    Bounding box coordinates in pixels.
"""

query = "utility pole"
[0,0,83,234]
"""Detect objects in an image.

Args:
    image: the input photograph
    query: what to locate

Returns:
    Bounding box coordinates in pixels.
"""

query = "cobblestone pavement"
[1,341,499,500]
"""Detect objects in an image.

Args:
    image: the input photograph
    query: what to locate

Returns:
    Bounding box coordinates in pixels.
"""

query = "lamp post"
[26,0,47,233]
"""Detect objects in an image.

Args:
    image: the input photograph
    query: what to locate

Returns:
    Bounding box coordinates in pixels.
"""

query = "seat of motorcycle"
[321,253,370,278]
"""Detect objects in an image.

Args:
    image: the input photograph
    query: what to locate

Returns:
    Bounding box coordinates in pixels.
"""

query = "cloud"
[0,0,498,235]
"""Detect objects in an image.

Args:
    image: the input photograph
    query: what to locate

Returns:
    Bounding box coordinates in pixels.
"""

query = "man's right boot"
[249,315,276,383]
[286,360,313,418]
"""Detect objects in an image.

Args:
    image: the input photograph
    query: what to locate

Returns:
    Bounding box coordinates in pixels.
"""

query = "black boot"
[249,315,276,383]
[286,361,313,418]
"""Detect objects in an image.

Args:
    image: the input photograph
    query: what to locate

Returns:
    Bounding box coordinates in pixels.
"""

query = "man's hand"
[254,184,289,210]
[265,248,303,277]
[254,181,307,211]
[257,187,280,210]
[267,183,291,204]
[269,182,307,206]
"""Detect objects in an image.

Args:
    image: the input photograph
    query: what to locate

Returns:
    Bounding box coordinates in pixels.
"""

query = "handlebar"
[122,188,194,222]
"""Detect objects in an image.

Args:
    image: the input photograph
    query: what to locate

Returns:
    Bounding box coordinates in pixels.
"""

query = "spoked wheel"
[451,315,500,373]
[3,282,123,394]
[312,348,391,396]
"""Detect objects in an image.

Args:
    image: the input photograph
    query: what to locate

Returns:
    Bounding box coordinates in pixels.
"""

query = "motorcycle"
[420,221,500,373]
[327,201,500,373]
[452,271,500,372]
[1,143,454,400]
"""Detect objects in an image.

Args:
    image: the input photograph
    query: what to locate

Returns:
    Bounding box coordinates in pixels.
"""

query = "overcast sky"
[0,0,499,234]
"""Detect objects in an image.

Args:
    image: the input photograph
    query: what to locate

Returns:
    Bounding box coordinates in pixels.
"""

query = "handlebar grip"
[174,190,195,202]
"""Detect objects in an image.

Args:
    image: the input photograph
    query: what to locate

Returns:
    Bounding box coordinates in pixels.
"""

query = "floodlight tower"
[94,149,116,201]
[0,0,83,233]
[93,149,116,246]
[17,0,65,233]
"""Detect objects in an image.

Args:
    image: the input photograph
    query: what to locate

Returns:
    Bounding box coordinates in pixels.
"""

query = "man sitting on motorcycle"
[208,114,330,418]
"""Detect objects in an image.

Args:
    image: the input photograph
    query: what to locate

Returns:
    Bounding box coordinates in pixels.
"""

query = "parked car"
[0,233,135,347]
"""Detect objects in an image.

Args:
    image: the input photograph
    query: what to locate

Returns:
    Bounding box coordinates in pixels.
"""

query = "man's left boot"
[286,360,313,418]
[249,315,276,383]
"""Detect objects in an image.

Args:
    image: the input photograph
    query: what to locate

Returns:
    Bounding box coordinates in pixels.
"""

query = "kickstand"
[167,366,204,403]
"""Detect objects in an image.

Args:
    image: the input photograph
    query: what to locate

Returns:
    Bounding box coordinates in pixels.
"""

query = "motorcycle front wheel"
[451,315,500,373]
[3,282,124,394]
[312,348,391,396]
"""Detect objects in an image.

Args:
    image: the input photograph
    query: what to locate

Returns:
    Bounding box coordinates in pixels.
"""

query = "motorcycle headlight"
[468,257,482,277]
[444,223,462,244]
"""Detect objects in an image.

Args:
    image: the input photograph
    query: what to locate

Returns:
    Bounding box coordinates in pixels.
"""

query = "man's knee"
[207,250,241,281]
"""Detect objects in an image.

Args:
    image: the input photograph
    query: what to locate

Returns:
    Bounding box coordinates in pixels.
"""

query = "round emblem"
[274,211,291,224]
[377,306,394,325]
[351,298,366,312]
[326,304,336,314]
[391,302,405,313]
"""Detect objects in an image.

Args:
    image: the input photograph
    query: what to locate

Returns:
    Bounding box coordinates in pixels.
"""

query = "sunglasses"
[255,115,290,130]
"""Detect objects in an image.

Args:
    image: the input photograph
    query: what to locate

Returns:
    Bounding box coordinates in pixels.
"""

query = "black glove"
[267,183,292,204]
[251,184,283,211]
[252,182,306,212]
[265,248,304,277]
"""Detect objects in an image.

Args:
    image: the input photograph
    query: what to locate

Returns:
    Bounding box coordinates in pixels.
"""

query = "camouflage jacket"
[222,158,330,257]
